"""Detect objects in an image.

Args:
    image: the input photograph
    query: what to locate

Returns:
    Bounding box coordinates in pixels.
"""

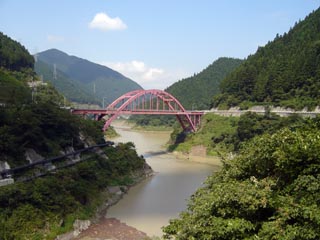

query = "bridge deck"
[72,109,204,116]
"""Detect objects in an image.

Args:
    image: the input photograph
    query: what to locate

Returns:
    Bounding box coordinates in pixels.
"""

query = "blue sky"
[0,0,319,89]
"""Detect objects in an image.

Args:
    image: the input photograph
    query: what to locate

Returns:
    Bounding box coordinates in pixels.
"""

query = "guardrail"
[0,142,114,180]
[207,109,320,117]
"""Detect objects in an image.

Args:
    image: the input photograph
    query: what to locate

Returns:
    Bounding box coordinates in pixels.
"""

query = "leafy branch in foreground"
[163,118,320,239]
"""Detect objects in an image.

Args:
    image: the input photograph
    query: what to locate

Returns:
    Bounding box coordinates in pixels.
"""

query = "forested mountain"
[0,33,148,239]
[0,32,34,105]
[35,59,100,104]
[213,8,320,110]
[35,49,143,105]
[0,33,97,168]
[166,57,242,110]
[0,32,34,71]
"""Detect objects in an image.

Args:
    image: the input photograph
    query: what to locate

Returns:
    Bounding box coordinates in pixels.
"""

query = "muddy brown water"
[105,122,220,237]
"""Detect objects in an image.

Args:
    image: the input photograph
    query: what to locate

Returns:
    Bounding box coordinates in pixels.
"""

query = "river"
[106,122,220,237]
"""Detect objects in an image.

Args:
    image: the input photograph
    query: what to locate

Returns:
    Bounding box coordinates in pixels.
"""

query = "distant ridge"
[35,49,143,105]
[213,7,320,110]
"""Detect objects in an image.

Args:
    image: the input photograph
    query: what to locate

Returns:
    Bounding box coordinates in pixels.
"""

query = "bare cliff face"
[25,148,44,163]
[0,161,10,172]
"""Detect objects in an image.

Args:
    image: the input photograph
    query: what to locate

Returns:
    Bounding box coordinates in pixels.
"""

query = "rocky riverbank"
[74,218,149,240]
[55,164,153,240]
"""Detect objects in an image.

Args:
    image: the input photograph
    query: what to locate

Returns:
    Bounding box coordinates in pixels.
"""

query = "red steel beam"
[71,89,204,132]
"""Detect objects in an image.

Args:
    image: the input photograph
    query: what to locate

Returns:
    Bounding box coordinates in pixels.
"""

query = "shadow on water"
[167,131,187,152]
[142,151,167,158]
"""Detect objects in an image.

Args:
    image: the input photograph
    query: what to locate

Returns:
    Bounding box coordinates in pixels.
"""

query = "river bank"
[173,150,222,166]
[74,218,149,240]
[106,122,220,237]
[55,164,153,240]
[68,121,221,239]
[112,120,222,167]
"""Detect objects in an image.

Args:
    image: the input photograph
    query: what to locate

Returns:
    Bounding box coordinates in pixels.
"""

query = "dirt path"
[75,218,149,240]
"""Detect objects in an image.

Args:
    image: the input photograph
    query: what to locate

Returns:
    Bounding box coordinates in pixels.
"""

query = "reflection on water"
[106,122,218,236]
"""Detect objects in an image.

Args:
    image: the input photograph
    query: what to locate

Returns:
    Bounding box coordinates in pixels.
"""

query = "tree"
[163,120,320,239]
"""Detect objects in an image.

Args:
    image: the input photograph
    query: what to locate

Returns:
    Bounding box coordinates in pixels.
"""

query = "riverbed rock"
[55,231,75,240]
[120,186,128,193]
[74,218,149,240]
[73,219,91,236]
[55,219,91,240]
[107,186,121,194]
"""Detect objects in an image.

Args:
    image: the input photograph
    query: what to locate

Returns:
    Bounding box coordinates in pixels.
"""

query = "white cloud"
[143,68,164,80]
[47,35,64,43]
[89,12,127,31]
[101,60,190,89]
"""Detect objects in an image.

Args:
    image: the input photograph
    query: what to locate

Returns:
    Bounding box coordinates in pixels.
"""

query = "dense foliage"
[0,142,146,240]
[0,69,31,105]
[0,101,106,167]
[35,49,143,105]
[169,112,304,156]
[129,114,176,130]
[0,32,34,71]
[0,33,35,105]
[221,112,304,151]
[0,31,104,167]
[166,58,242,110]
[0,33,148,240]
[163,117,320,239]
[169,114,239,156]
[213,8,320,110]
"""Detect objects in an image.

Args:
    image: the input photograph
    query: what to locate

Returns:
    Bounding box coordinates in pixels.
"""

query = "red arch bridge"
[71,89,204,132]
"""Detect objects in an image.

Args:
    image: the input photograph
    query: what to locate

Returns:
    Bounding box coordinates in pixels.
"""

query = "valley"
[1,3,320,240]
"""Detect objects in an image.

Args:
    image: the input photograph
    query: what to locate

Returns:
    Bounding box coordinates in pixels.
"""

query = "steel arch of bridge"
[71,89,204,132]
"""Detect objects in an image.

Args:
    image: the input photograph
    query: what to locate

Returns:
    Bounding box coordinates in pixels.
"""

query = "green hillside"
[0,32,34,105]
[0,32,34,72]
[35,59,100,104]
[0,33,97,167]
[35,49,143,106]
[164,117,320,239]
[165,7,320,239]
[0,33,148,239]
[166,57,242,110]
[213,8,320,110]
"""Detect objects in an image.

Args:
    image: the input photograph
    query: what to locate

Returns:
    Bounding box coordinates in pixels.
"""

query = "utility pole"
[53,64,57,80]
[103,97,108,109]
